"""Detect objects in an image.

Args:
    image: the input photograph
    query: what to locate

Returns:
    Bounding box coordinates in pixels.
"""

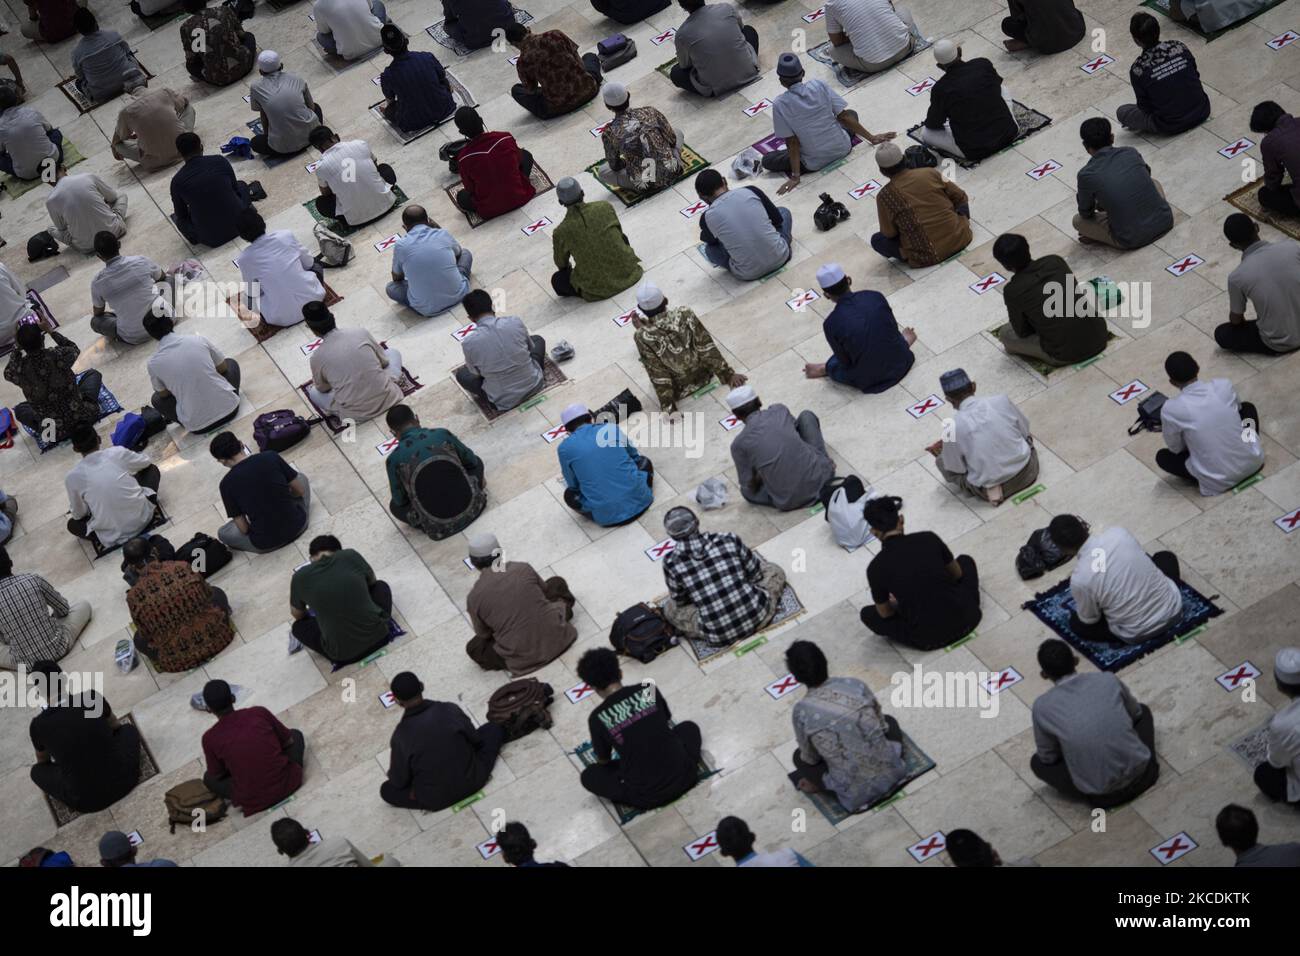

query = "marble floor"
[2,0,1299,869]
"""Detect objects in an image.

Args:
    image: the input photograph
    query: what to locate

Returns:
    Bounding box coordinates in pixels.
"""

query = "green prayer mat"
[303,185,408,238]
[988,318,1119,378]
[3,139,84,199]
[584,144,709,207]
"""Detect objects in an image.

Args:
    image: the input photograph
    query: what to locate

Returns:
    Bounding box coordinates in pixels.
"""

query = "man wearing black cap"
[200,679,306,815]
[1156,351,1262,496]
[380,671,505,811]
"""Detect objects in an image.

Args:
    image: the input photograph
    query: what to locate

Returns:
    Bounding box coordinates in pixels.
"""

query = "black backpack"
[27,231,59,262]
[1127,391,1168,435]
[609,603,678,663]
[904,145,940,169]
[1015,527,1070,581]
[178,532,232,579]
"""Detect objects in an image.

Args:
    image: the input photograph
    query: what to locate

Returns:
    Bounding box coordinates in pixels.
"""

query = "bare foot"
[1076,235,1100,246]
[1003,38,1029,52]
[902,326,917,346]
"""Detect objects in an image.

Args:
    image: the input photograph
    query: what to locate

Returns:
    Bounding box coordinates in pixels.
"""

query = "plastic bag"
[732,148,762,180]
[693,477,728,510]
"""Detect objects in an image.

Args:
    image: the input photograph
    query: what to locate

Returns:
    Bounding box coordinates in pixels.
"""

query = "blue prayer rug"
[1023,577,1223,672]
[425,6,533,57]
[22,373,123,453]
[789,731,935,826]
[329,617,406,672]
[573,738,718,826]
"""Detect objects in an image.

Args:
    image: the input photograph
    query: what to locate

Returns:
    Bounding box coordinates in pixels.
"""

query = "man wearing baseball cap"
[99,830,176,867]
[556,397,652,526]
[726,384,833,511]
[551,177,643,300]
[1257,648,1300,806]
[249,51,324,159]
[597,82,683,194]
[806,263,915,393]
[870,140,972,268]
[917,39,1018,162]
[630,280,745,413]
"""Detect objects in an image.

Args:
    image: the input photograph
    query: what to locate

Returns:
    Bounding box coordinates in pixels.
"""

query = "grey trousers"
[939,445,1040,505]
[0,601,92,669]
[829,7,917,73]
[1115,104,1161,134]
[997,324,1070,367]
[218,473,311,553]
[116,104,196,163]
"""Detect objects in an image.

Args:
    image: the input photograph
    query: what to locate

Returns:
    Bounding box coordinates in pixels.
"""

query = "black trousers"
[15,369,102,435]
[457,151,533,213]
[203,728,305,798]
[291,581,392,665]
[860,554,982,650]
[30,723,141,813]
[317,163,397,224]
[152,359,242,432]
[551,265,579,297]
[251,104,324,157]
[68,465,161,540]
[1258,183,1300,217]
[580,720,702,809]
[511,55,602,118]
[1214,320,1293,356]
[379,721,505,810]
[1030,705,1159,808]
[455,336,546,410]
[589,0,671,23]
[1001,15,1028,39]
[1068,552,1181,643]
[669,26,758,93]
[1254,761,1300,805]
[1156,402,1259,483]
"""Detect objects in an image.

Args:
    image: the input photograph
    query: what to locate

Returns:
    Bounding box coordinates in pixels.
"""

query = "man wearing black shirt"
[859,496,982,650]
[29,661,141,812]
[918,40,1018,162]
[577,647,702,809]
[590,0,670,24]
[170,133,256,248]
[1117,13,1211,136]
[209,431,311,553]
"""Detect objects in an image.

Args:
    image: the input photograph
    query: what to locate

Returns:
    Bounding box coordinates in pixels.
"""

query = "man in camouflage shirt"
[598,82,684,194]
[180,0,255,88]
[631,281,745,413]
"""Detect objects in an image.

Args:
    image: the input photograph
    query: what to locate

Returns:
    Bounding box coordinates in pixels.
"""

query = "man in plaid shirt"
[660,506,786,645]
[0,547,92,669]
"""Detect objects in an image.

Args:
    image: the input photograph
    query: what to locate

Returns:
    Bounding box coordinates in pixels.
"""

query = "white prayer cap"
[816,263,845,289]
[726,385,757,410]
[1276,647,1300,689]
[467,533,499,558]
[636,281,665,311]
[258,50,282,73]
[934,39,959,65]
[602,81,629,108]
[560,403,590,426]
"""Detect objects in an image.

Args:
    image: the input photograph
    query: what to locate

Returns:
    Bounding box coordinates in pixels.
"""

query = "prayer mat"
[244,120,297,169]
[1224,179,1300,242]
[655,57,677,78]
[584,144,709,207]
[445,163,555,228]
[987,323,1118,377]
[456,355,568,421]
[57,57,154,114]
[136,2,186,29]
[1140,0,1288,41]
[367,70,477,145]
[2,138,84,199]
[299,357,423,434]
[426,6,533,57]
[232,283,341,343]
[790,731,936,826]
[22,373,123,453]
[573,739,719,825]
[1022,576,1223,672]
[45,713,159,828]
[329,617,406,672]
[1226,720,1272,772]
[906,101,1052,170]
[0,291,57,359]
[748,131,862,179]
[29,266,70,295]
[92,502,169,560]
[303,185,408,238]
[314,37,384,73]
[678,583,804,665]
[806,36,934,88]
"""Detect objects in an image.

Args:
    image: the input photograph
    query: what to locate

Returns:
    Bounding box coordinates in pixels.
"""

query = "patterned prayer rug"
[790,731,936,826]
[1225,179,1300,242]
[57,57,154,114]
[678,584,804,664]
[444,163,555,228]
[906,101,1052,170]
[573,739,719,825]
[426,6,533,56]
[46,713,159,827]
[303,186,408,238]
[456,356,568,421]
[233,283,341,344]
[22,373,123,453]
[987,323,1118,377]
[585,144,710,207]
[1226,720,1271,771]
[806,36,934,88]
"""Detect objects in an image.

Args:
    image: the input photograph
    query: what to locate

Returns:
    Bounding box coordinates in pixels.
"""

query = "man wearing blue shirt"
[556,399,652,527]
[386,205,472,317]
[804,264,916,393]
[378,25,456,134]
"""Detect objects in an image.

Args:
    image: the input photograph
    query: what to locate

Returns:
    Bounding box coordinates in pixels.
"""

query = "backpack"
[486,678,554,742]
[397,444,487,540]
[1127,391,1169,435]
[111,412,147,451]
[0,408,15,450]
[313,222,353,268]
[597,36,637,70]
[1015,527,1070,581]
[904,144,940,169]
[252,409,312,452]
[177,532,233,579]
[26,231,59,262]
[163,779,228,834]
[609,603,678,664]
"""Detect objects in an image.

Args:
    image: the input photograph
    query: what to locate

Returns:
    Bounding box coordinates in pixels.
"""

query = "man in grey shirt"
[1215,803,1300,867]
[726,385,834,511]
[669,0,759,97]
[249,50,324,159]
[1217,213,1300,355]
[1073,117,1171,250]
[46,166,128,253]
[1030,639,1159,808]
[90,232,169,346]
[70,10,143,104]
[454,289,545,413]
[0,89,60,181]
[695,168,792,281]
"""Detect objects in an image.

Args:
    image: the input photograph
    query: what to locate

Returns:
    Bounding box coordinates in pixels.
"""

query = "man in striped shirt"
[824,0,920,76]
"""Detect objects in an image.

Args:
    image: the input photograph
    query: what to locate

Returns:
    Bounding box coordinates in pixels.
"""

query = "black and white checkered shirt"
[663,532,770,643]
[0,573,72,666]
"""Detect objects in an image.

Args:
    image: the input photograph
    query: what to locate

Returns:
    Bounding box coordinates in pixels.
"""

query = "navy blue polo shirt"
[822,290,914,393]
[380,51,455,133]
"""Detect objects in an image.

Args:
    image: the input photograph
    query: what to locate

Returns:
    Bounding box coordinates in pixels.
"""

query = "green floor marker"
[808,503,825,516]
[360,648,388,667]
[692,382,718,399]
[269,795,296,811]
[1232,473,1264,494]
[734,635,768,657]
[944,631,976,652]
[758,266,787,282]
[872,790,906,812]
[452,791,484,812]
[520,395,547,411]
[1012,483,1046,504]
[1175,624,1208,645]
[1072,354,1103,370]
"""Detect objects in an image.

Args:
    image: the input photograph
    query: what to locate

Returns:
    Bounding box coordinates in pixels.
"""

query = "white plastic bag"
[732,148,763,180]
[693,477,728,510]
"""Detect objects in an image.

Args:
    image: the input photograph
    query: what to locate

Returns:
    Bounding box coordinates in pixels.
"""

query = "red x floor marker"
[300,338,323,355]
[1109,380,1148,405]
[1026,159,1062,181]
[613,308,638,328]
[1275,507,1300,533]
[507,55,519,66]
[906,77,936,96]
[541,423,568,444]
[743,98,773,117]
[983,668,1024,695]
[765,673,802,700]
[1218,137,1254,158]
[645,537,676,561]
[907,831,946,862]
[683,831,720,861]
[451,323,477,342]
[476,837,502,861]
[651,28,676,45]
[1080,53,1115,75]
[719,414,742,431]
[1150,832,1197,864]
[849,179,881,200]
[378,690,396,708]
[589,122,610,138]
[371,75,382,86]
[969,272,1006,295]
[907,394,944,419]
[680,200,707,219]
[375,437,399,458]
[1267,30,1299,50]
[305,161,319,173]
[787,289,820,311]
[374,234,401,253]
[801,6,825,22]
[521,217,552,237]
[1215,661,1261,692]
[1166,253,1204,276]
[565,682,595,704]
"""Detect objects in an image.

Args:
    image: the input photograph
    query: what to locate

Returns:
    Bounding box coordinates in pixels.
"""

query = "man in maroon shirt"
[1251,101,1300,218]
[449,106,536,220]
[200,680,306,815]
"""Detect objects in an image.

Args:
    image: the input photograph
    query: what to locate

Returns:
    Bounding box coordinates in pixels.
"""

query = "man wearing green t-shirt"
[289,535,393,665]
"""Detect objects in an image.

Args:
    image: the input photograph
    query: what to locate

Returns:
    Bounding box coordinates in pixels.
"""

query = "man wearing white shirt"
[235,209,325,328]
[1257,648,1300,806]
[65,426,160,549]
[313,0,386,61]
[824,0,919,75]
[46,166,128,254]
[89,232,170,346]
[145,315,241,434]
[309,126,397,227]
[1157,352,1263,496]
[0,263,30,352]
[927,368,1037,506]
[1049,515,1183,644]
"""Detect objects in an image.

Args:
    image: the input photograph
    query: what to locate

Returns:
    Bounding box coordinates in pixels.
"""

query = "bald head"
[402,204,430,230]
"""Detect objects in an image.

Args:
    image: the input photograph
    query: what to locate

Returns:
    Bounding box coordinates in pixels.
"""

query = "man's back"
[825,0,910,63]
[172,155,244,247]
[1227,239,1300,352]
[773,79,851,171]
[1129,41,1209,134]
[0,573,71,665]
[392,226,468,316]
[823,290,913,393]
[310,326,402,419]
[1014,0,1085,53]
[1161,379,1262,495]
[238,230,323,327]
[219,451,305,550]
[316,139,391,225]
[0,105,57,179]
[517,30,597,113]
[927,57,1017,160]
[675,2,758,96]
[662,530,768,641]
[1236,842,1300,867]
[290,549,388,661]
[381,51,454,131]
[793,676,905,809]
[458,131,533,219]
[1003,255,1107,362]
[314,0,382,60]
[603,106,681,188]
[588,684,693,798]
[65,447,155,548]
[202,706,300,813]
[127,560,231,671]
[147,332,239,432]
[1076,145,1172,249]
[91,255,163,345]
[250,71,317,153]
[116,87,185,169]
[30,694,132,799]
[48,174,117,250]
[390,699,481,806]
[557,422,651,525]
[553,200,642,301]
[180,7,251,85]
[466,561,575,674]
[460,313,542,410]
[74,30,134,99]
[702,186,788,280]
[1032,672,1150,795]
[1069,526,1183,641]
[876,167,972,267]
[945,394,1032,488]
[729,403,833,509]
[444,0,512,47]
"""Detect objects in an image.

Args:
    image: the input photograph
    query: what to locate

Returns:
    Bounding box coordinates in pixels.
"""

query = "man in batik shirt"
[598,81,683,193]
[180,0,255,88]
[631,281,745,414]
